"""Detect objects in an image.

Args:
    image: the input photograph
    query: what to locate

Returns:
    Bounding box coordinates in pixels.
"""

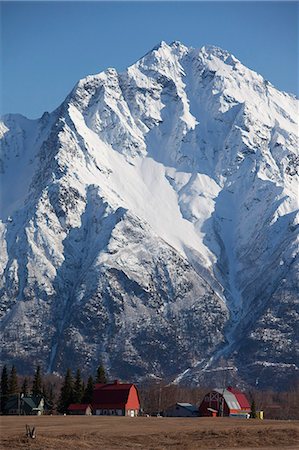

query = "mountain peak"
[148,41,238,64]
[0,40,298,389]
[197,45,241,70]
[139,40,189,64]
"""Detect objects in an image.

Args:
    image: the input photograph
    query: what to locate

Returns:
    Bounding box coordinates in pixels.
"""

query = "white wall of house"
[95,408,123,416]
[126,409,138,417]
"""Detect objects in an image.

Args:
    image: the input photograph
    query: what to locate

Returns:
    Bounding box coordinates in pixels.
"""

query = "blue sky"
[1,1,298,119]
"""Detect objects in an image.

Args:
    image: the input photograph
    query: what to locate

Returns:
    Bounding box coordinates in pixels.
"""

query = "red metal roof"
[227,387,251,409]
[94,383,106,389]
[92,381,140,409]
[68,403,90,411]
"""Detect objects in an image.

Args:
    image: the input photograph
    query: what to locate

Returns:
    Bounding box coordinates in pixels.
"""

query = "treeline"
[251,381,299,420]
[138,379,299,420]
[1,364,299,419]
[0,364,108,414]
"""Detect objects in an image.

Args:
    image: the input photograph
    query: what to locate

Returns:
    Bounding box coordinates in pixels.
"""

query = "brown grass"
[0,416,298,450]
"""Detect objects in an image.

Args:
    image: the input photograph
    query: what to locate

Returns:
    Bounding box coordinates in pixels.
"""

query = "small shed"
[164,403,199,417]
[67,404,92,415]
[199,386,251,418]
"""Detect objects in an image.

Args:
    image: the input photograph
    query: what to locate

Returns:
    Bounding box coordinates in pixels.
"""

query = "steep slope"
[0,41,298,388]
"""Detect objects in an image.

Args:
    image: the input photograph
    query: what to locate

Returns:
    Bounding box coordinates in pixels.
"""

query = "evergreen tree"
[96,364,107,384]
[41,381,55,412]
[42,382,48,399]
[1,365,9,413]
[251,399,257,418]
[57,368,74,413]
[32,365,42,396]
[73,369,83,404]
[8,366,18,395]
[21,377,29,396]
[47,384,55,410]
[82,376,94,403]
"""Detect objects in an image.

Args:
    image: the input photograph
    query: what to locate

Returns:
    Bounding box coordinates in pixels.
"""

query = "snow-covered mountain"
[1,41,298,388]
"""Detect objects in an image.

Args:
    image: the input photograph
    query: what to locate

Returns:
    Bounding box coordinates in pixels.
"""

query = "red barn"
[92,380,140,417]
[199,386,251,418]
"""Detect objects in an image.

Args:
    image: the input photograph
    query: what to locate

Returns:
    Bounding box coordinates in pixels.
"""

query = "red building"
[67,403,92,415]
[92,380,140,417]
[199,386,251,418]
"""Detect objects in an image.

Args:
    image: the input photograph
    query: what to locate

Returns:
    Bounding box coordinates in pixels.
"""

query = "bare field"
[0,416,298,450]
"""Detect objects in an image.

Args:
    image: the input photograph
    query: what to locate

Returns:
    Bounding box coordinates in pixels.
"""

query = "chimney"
[114,379,119,385]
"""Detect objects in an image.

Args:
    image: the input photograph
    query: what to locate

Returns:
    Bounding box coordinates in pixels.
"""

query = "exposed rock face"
[0,41,298,388]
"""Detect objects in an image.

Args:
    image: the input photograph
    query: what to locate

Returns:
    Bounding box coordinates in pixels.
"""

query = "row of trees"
[2,365,299,419]
[0,364,108,414]
[0,365,47,413]
[57,364,106,413]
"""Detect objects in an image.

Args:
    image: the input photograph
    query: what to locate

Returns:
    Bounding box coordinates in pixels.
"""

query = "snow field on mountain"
[68,103,216,268]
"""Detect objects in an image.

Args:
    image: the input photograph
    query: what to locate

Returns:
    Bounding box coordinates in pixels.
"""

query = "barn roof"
[177,403,198,413]
[214,387,250,411]
[227,386,251,409]
[214,388,240,410]
[93,381,137,407]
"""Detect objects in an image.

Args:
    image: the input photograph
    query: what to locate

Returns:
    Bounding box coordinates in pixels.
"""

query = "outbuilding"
[93,380,140,417]
[199,386,251,418]
[67,403,92,415]
[6,394,50,415]
[164,402,199,417]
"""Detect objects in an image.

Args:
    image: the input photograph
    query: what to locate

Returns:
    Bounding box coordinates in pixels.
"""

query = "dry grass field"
[0,416,298,450]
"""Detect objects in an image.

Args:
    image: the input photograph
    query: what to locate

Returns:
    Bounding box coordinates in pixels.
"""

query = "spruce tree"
[251,399,257,418]
[47,384,55,410]
[42,382,49,400]
[1,365,9,413]
[96,364,107,384]
[73,369,83,404]
[8,366,18,395]
[21,377,29,396]
[58,368,74,413]
[82,376,94,403]
[32,365,42,396]
[42,382,54,412]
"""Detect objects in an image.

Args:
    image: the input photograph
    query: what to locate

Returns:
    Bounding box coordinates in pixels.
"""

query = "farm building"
[67,403,92,415]
[199,387,251,418]
[164,402,199,417]
[5,394,50,415]
[92,380,140,417]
